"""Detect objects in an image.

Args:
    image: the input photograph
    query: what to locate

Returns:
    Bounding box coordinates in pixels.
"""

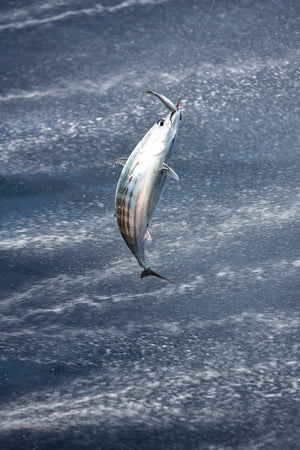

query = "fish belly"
[116,156,164,267]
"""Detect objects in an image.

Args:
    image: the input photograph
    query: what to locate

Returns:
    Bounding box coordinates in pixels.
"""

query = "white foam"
[0,74,127,102]
[0,0,168,31]
[0,307,299,433]
[0,214,114,251]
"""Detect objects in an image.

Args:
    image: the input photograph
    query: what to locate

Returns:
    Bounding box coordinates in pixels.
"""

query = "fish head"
[154,109,181,152]
[146,90,182,157]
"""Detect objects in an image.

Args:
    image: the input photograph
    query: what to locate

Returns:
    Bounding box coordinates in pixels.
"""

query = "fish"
[115,90,182,282]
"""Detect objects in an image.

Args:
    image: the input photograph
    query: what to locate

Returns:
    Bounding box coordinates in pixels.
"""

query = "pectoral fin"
[161,163,180,181]
[114,157,128,167]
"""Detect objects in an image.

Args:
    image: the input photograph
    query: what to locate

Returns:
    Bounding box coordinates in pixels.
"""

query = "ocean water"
[0,0,299,448]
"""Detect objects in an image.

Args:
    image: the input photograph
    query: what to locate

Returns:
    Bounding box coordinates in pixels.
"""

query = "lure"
[115,90,181,282]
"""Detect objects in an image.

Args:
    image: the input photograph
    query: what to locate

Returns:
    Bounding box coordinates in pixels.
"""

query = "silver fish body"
[115,91,181,282]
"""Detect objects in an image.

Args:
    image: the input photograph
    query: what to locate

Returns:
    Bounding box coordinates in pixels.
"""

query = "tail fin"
[140,267,173,283]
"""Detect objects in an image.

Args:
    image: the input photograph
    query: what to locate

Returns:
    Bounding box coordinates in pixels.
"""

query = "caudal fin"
[140,267,173,283]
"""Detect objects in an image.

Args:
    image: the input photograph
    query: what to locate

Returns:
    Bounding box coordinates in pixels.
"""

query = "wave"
[0,310,299,436]
[0,73,131,102]
[0,0,168,31]
[0,212,115,251]
[1,256,298,319]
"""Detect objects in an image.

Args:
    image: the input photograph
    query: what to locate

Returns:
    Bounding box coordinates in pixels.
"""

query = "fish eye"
[157,119,164,126]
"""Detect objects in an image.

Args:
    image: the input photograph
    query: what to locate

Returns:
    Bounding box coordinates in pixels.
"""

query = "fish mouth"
[175,97,182,120]
[170,109,182,125]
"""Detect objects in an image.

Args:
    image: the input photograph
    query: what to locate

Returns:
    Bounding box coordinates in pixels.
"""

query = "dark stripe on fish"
[117,176,137,255]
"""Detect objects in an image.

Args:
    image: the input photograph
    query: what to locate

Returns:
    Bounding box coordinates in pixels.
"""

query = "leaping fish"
[115,90,182,282]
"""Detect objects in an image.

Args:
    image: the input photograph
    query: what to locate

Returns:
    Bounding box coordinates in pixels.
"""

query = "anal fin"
[144,230,152,242]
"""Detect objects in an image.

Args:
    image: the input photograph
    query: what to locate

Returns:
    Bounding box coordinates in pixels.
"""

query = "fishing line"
[178,0,215,103]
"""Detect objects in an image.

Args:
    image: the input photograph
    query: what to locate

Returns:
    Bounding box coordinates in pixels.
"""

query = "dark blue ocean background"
[0,0,299,448]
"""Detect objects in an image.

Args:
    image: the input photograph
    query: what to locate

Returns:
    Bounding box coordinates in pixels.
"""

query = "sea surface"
[0,0,299,449]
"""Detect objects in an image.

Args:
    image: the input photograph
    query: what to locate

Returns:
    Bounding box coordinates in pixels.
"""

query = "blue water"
[0,0,299,448]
